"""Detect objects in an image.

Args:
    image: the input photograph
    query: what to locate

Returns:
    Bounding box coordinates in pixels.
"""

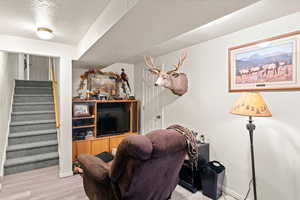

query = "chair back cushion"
[110,129,186,200]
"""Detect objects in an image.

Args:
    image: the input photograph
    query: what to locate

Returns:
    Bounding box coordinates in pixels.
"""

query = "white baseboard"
[59,170,73,178]
[223,186,249,200]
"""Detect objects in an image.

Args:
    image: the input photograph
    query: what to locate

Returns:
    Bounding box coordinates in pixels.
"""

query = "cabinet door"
[109,135,128,153]
[72,142,77,161]
[76,140,91,155]
[91,138,109,155]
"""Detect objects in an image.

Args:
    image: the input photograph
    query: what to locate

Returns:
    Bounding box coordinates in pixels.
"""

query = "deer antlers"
[144,52,187,75]
[144,56,161,75]
[167,52,187,74]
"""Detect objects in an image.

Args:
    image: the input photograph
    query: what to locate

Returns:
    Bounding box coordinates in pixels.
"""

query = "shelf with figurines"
[72,101,96,141]
[73,68,135,101]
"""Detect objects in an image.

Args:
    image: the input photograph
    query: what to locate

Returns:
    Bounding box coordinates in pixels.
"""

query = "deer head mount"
[144,53,188,96]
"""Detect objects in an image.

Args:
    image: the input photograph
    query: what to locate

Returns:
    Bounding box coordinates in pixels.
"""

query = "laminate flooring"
[0,166,235,200]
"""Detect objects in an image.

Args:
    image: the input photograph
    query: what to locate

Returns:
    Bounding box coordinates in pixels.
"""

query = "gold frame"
[228,30,300,92]
[78,69,121,98]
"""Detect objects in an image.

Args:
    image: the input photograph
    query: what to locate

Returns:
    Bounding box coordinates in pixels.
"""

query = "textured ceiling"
[123,0,300,64]
[0,0,111,44]
[77,0,260,67]
[77,0,300,67]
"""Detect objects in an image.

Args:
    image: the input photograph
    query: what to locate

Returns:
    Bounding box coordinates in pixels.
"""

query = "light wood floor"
[0,166,234,200]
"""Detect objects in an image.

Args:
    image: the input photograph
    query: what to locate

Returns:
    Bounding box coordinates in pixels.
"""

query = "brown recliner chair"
[78,128,187,200]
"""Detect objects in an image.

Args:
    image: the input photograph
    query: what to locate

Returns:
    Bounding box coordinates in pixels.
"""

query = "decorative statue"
[120,68,131,96]
[144,53,188,96]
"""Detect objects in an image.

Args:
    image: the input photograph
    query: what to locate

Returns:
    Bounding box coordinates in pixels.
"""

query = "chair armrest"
[78,154,110,184]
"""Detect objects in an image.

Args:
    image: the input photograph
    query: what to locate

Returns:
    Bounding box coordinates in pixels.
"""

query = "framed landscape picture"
[228,31,300,92]
[91,71,119,97]
[73,104,90,117]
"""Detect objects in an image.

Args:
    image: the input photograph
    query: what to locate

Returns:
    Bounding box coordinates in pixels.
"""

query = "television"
[97,103,130,137]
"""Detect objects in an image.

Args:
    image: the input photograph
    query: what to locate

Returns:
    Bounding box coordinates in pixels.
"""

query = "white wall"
[0,52,18,177]
[17,54,25,80]
[134,12,300,200]
[29,55,49,81]
[72,68,89,97]
[57,57,73,178]
[0,35,77,59]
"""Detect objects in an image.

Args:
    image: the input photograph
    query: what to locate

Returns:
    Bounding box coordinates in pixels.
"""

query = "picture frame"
[90,71,120,97]
[228,30,300,92]
[77,69,121,99]
[73,104,90,117]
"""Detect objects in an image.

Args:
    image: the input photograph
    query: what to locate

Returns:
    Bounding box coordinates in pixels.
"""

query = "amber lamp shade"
[230,92,272,117]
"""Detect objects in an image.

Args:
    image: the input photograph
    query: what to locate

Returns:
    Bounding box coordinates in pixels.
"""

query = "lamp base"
[246,116,257,200]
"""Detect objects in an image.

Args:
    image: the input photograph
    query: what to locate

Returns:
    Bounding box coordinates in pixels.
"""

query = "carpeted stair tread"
[12,111,55,115]
[4,152,59,167]
[9,129,57,138]
[15,86,52,89]
[5,80,58,175]
[11,119,56,126]
[7,140,58,152]
[16,80,52,84]
[14,102,53,106]
[14,94,53,97]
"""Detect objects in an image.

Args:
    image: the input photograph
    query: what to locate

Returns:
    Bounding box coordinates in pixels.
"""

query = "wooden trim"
[72,125,95,129]
[72,115,95,120]
[229,87,300,92]
[129,102,133,133]
[94,102,97,138]
[137,101,140,132]
[228,30,300,92]
[228,49,232,92]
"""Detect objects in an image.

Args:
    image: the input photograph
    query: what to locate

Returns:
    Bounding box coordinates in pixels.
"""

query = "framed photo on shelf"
[228,30,300,92]
[73,104,90,117]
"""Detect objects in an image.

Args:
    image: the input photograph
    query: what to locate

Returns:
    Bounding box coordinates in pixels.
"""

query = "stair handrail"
[50,58,60,128]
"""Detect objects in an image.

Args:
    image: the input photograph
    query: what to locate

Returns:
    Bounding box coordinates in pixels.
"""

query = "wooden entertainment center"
[72,99,139,161]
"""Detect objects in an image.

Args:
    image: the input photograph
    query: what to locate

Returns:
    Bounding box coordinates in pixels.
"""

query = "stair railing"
[50,58,60,128]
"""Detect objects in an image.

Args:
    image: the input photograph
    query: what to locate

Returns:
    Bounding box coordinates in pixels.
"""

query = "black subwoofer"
[178,143,209,193]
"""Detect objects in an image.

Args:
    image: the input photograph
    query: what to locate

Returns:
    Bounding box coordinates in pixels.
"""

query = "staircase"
[4,80,59,175]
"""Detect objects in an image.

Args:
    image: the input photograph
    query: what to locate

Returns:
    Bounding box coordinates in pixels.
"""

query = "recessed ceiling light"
[36,27,54,40]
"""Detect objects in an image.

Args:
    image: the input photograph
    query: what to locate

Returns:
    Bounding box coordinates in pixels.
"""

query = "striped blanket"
[167,125,199,167]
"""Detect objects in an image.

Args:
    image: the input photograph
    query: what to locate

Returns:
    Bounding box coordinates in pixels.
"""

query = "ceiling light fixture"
[36,27,54,40]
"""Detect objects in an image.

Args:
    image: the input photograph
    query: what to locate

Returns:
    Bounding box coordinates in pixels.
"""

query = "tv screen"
[97,103,130,136]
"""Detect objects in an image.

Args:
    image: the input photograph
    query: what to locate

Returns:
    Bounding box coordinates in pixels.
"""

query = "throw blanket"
[167,125,198,167]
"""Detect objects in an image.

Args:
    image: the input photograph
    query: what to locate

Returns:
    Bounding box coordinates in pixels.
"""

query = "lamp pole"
[246,116,257,200]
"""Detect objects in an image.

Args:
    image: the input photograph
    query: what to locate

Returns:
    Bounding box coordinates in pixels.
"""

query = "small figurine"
[120,68,131,95]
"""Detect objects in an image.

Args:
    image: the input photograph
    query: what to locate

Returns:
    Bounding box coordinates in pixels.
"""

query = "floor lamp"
[230,92,272,200]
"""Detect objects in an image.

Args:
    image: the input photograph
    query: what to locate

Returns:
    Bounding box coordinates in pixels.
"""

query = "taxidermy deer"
[144,53,188,96]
